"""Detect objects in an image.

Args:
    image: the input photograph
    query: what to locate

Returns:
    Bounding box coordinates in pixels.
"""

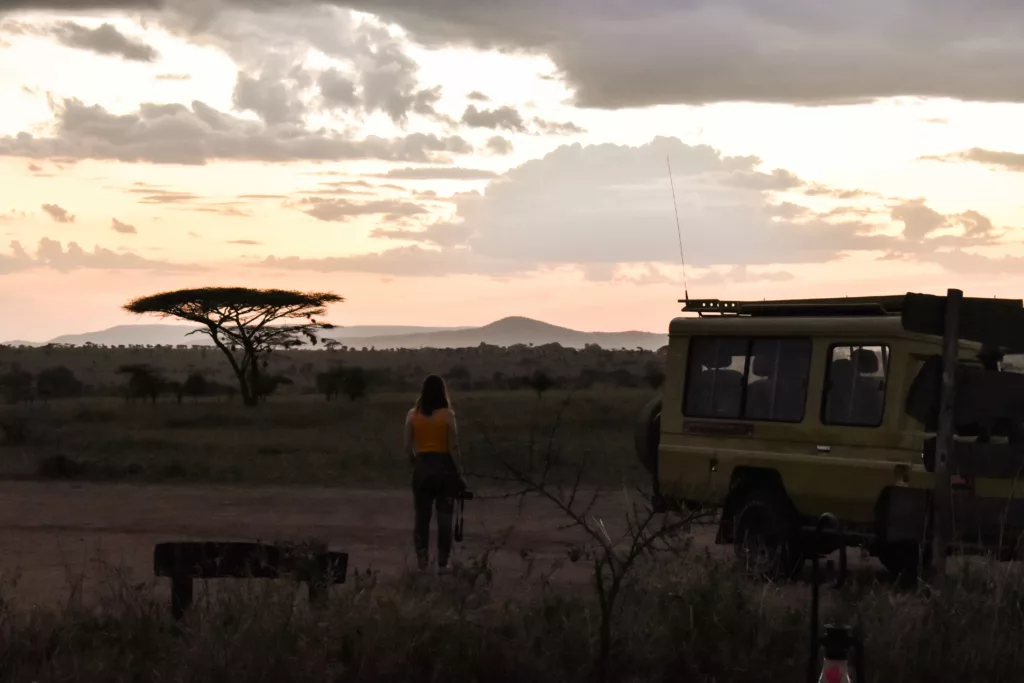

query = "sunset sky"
[3,1,1024,341]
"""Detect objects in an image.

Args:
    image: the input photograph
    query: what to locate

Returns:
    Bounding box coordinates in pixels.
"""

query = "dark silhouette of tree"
[340,366,368,401]
[182,372,208,401]
[254,374,293,403]
[526,368,555,398]
[0,368,34,405]
[123,287,341,407]
[117,364,164,404]
[644,362,666,390]
[36,366,83,401]
[316,367,345,401]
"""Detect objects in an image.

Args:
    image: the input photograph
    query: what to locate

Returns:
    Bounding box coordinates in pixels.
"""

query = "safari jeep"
[635,293,1024,579]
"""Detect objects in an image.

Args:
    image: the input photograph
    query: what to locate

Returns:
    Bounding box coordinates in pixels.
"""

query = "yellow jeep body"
[647,295,1024,562]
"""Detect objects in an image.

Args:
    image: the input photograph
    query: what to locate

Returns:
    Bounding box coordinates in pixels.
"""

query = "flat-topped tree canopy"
[123,287,343,406]
[124,287,342,320]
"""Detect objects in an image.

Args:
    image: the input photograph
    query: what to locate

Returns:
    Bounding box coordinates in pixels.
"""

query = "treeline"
[0,342,667,404]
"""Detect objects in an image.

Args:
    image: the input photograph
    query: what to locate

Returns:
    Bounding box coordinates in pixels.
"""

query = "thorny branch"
[466,388,711,681]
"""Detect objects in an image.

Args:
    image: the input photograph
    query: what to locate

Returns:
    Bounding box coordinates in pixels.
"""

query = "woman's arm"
[403,410,415,466]
[446,410,464,475]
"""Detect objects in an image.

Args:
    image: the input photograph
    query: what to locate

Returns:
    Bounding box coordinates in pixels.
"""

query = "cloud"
[11,2,1024,108]
[532,118,586,136]
[485,136,513,155]
[117,182,251,216]
[325,0,1024,109]
[888,199,1001,248]
[612,263,794,286]
[296,197,430,222]
[111,218,137,234]
[921,147,1024,172]
[318,67,359,109]
[0,237,199,275]
[0,210,27,222]
[724,168,805,191]
[245,139,1020,280]
[369,221,474,247]
[368,167,499,180]
[233,63,309,126]
[262,245,524,277]
[228,239,262,245]
[41,203,74,223]
[319,136,1010,276]
[466,91,490,102]
[0,97,473,165]
[156,73,191,81]
[48,21,158,61]
[802,184,879,199]
[461,105,526,133]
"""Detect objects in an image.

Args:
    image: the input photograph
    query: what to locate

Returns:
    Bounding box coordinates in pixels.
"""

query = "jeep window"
[684,337,811,422]
[822,344,889,427]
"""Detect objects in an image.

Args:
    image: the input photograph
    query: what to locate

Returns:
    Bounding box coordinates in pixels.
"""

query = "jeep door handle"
[816,445,831,454]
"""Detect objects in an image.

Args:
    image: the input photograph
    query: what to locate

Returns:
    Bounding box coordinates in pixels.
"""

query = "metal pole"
[933,288,962,578]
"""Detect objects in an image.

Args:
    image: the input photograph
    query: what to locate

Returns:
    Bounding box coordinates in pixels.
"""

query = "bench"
[153,541,349,619]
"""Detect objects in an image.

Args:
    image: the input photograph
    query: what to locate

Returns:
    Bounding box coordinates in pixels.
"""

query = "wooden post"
[933,288,962,578]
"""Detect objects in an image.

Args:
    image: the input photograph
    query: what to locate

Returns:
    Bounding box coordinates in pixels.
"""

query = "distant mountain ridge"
[334,316,667,350]
[3,317,667,351]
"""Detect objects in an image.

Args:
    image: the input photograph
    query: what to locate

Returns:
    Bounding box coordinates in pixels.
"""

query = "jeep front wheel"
[732,491,804,580]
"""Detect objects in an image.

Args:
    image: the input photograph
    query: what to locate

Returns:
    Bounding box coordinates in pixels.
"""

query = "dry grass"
[0,390,652,486]
[2,549,1024,682]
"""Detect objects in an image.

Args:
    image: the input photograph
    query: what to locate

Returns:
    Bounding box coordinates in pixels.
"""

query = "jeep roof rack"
[680,295,909,318]
[680,292,1024,353]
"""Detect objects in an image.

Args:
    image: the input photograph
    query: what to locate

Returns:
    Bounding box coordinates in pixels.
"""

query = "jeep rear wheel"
[878,541,931,585]
[732,491,804,580]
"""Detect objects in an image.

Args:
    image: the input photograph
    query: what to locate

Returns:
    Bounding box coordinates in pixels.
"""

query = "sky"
[3,1,1024,341]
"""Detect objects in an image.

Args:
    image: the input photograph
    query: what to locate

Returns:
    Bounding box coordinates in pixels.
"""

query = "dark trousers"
[412,451,460,566]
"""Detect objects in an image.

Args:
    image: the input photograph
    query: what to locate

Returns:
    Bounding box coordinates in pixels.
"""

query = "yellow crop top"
[408,407,451,453]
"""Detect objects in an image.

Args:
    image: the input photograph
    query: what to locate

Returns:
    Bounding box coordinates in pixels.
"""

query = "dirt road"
[0,481,716,608]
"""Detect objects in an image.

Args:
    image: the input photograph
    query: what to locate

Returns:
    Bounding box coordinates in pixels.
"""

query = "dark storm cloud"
[20,0,1021,108]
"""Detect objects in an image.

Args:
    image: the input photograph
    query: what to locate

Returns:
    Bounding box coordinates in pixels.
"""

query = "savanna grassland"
[1,344,1023,682]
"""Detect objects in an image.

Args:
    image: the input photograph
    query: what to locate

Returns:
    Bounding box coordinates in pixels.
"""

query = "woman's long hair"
[415,374,451,417]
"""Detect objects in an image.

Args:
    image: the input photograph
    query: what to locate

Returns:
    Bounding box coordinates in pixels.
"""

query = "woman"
[404,374,466,572]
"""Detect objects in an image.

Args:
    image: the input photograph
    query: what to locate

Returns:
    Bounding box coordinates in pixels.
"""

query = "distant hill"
[5,323,466,348]
[2,317,666,350]
[330,316,667,350]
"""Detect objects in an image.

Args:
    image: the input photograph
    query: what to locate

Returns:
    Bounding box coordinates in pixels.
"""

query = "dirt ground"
[0,481,722,609]
[0,481,890,612]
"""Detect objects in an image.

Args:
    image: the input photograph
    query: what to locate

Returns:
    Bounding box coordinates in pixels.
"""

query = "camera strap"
[453,497,465,543]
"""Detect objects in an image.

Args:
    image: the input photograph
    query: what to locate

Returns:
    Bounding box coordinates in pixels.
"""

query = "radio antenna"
[666,155,690,302]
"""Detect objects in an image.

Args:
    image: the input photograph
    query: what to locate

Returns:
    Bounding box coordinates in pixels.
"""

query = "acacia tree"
[123,287,342,407]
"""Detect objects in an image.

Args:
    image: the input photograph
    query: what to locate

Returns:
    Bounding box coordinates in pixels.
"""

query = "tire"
[878,542,931,585]
[634,396,661,475]
[732,490,805,581]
